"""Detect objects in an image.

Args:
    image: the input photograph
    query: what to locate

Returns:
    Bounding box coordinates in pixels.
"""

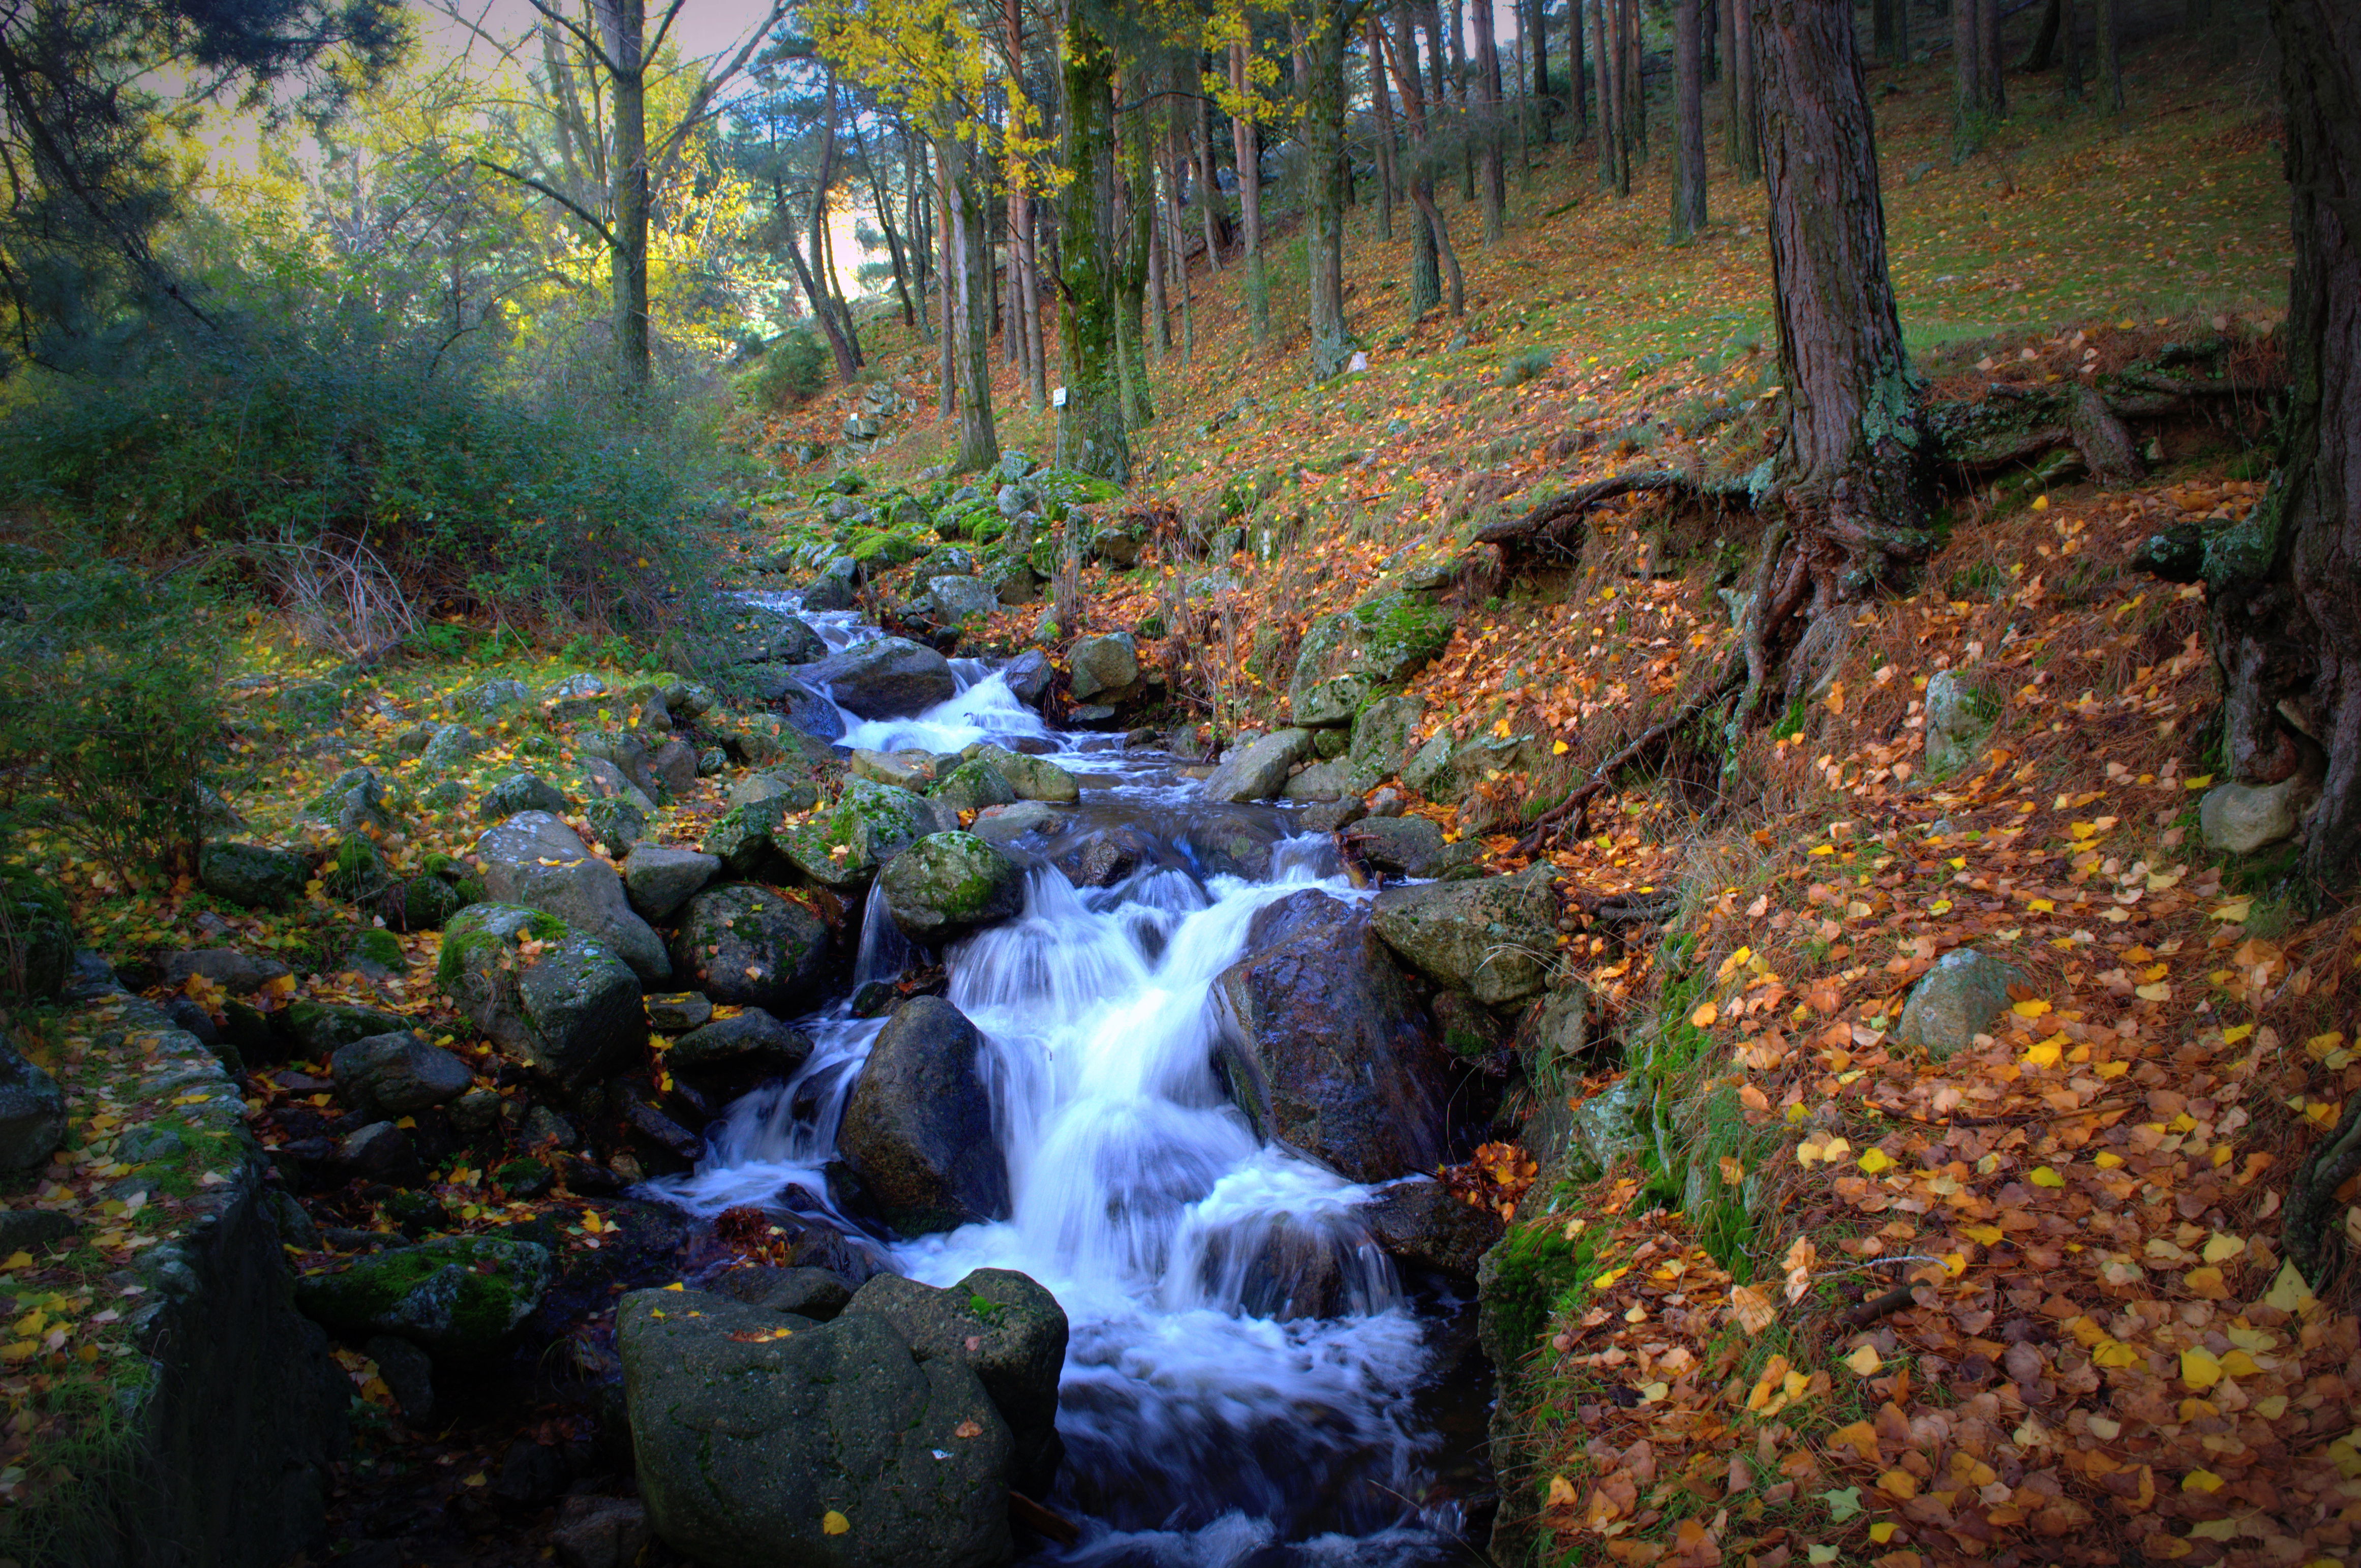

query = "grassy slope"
[751,17,2359,1568]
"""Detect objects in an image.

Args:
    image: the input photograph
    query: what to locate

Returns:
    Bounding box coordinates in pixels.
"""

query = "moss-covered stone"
[879,833,1023,943]
[775,779,940,892]
[294,1234,553,1363]
[1286,592,1457,726]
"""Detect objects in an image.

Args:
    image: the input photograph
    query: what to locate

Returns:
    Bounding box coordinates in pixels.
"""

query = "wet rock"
[1002,650,1053,705]
[475,812,669,983]
[669,1009,813,1098]
[524,1106,580,1150]
[806,636,958,719]
[710,1264,856,1319]
[880,832,1024,943]
[1057,833,1144,889]
[968,801,1067,850]
[844,1268,1067,1493]
[1067,632,1140,702]
[330,1032,473,1122]
[551,1495,653,1568]
[929,759,1018,813]
[1288,593,1454,726]
[158,948,292,996]
[964,743,1079,804]
[0,1046,67,1170]
[620,1291,1011,1568]
[296,1234,553,1363]
[1360,1178,1504,1278]
[1339,816,1458,879]
[1301,796,1368,833]
[621,844,719,921]
[1893,947,2026,1061]
[1369,865,1559,1005]
[197,842,308,910]
[479,773,570,821]
[776,779,945,892]
[799,573,856,612]
[1279,756,1355,801]
[727,772,818,811]
[668,885,832,1014]
[437,904,645,1093]
[645,992,712,1033]
[716,605,825,665]
[838,997,1009,1235]
[1213,891,1454,1183]
[2200,777,2308,854]
[1201,729,1315,803]
[851,748,937,789]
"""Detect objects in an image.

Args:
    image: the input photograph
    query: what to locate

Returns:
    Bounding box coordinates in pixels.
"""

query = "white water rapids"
[655,596,1478,1566]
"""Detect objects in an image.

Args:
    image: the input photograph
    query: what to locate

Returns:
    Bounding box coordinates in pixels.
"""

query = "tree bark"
[1196,75,1226,271]
[1390,3,1458,318]
[1731,0,1759,179]
[1568,0,1588,136]
[1115,66,1155,427]
[1980,0,2007,114]
[1746,0,1931,712]
[1531,0,1554,142]
[1672,0,1707,243]
[595,0,650,387]
[1445,0,1474,202]
[1953,0,1986,155]
[2024,0,2062,71]
[1228,40,1269,347]
[1473,0,1505,241]
[1370,12,1399,242]
[2205,0,2361,905]
[2096,0,2125,112]
[1597,0,1626,194]
[1622,0,1646,161]
[1058,11,1129,483]
[947,134,998,473]
[1305,2,1358,381]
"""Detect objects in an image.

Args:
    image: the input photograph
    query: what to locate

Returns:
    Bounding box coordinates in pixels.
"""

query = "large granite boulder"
[879,833,1024,943]
[621,843,720,921]
[715,604,827,665]
[436,904,644,1092]
[1213,891,1454,1184]
[668,1009,813,1099]
[806,636,958,719]
[329,1032,473,1123]
[964,744,1079,804]
[1359,1177,1504,1278]
[777,780,946,892]
[2200,777,2309,854]
[295,1234,552,1364]
[475,812,669,983]
[1369,865,1559,1006]
[1287,593,1455,726]
[1200,729,1315,803]
[197,842,308,910]
[838,997,1008,1235]
[929,760,1019,813]
[927,576,1001,625]
[844,1269,1067,1494]
[1067,632,1140,702]
[619,1291,1012,1568]
[668,886,832,1015]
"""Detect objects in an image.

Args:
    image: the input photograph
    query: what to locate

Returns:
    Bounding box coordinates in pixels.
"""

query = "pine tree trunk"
[1370,13,1398,241]
[1953,0,1985,155]
[1473,0,1504,240]
[1747,0,1931,708]
[1731,0,1759,179]
[1672,0,1707,242]
[1623,0,1646,161]
[2024,0,2062,71]
[949,141,998,473]
[1531,0,1554,142]
[2205,0,2361,900]
[1057,14,1128,483]
[1306,3,1356,380]
[1391,4,1443,317]
[1228,41,1269,347]
[1980,0,2007,114]
[1196,81,1225,272]
[598,0,650,387]
[2096,0,2125,112]
[1116,78,1155,427]
[1446,0,1474,202]
[1569,0,1588,136]
[2063,0,2083,97]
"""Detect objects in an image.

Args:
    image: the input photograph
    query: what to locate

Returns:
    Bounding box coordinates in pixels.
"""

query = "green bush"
[743,328,831,409]
[0,314,709,629]
[0,559,226,878]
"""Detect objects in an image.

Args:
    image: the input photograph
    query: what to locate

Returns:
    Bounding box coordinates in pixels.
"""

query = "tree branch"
[473,158,617,250]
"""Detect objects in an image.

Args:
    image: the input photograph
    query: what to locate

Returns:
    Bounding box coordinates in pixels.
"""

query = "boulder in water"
[837,997,1009,1235]
[1067,632,1139,702]
[620,1290,1012,1568]
[1369,865,1558,1006]
[843,1268,1067,1494]
[850,748,937,789]
[1360,1177,1505,1278]
[475,812,670,983]
[1213,890,1455,1183]
[929,759,1018,813]
[436,904,644,1092]
[880,832,1024,942]
[776,780,946,892]
[806,636,957,719]
[1200,729,1314,803]
[1002,650,1053,705]
[667,886,832,1015]
[964,743,1078,804]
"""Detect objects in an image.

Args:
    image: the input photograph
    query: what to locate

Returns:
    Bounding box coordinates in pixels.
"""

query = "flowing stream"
[655,596,1485,1567]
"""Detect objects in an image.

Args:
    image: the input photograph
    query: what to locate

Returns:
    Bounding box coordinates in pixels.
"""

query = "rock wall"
[4,996,346,1568]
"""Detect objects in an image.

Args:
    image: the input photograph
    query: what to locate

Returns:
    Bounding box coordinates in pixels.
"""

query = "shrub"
[0,558,227,879]
[743,328,831,409]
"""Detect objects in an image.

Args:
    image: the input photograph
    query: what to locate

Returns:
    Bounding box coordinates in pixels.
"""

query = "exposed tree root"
[2286,1096,2361,1285]
[1474,467,1750,559]
[1514,664,1745,856]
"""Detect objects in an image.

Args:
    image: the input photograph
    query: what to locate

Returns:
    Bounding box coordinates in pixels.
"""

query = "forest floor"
[733,21,2361,1568]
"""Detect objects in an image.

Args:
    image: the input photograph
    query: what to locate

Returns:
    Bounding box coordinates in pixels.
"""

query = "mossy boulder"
[437,903,644,1092]
[479,772,571,821]
[1287,592,1456,726]
[879,832,1024,943]
[928,760,1018,813]
[1369,865,1559,1006]
[619,1291,1012,1568]
[295,1234,553,1364]
[667,885,832,1014]
[842,1269,1067,1495]
[321,831,392,900]
[476,811,669,983]
[776,780,945,892]
[281,1000,414,1057]
[197,841,309,910]
[963,744,1079,804]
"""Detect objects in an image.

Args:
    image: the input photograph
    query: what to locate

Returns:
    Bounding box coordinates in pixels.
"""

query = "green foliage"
[1485,1222,1597,1363]
[0,559,225,878]
[0,315,711,628]
[743,328,832,409]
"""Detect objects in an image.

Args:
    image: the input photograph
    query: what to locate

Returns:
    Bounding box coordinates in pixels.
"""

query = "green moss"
[1481,1222,1597,1364]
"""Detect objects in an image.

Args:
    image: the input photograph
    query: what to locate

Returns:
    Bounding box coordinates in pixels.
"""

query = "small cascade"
[656,595,1475,1567]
